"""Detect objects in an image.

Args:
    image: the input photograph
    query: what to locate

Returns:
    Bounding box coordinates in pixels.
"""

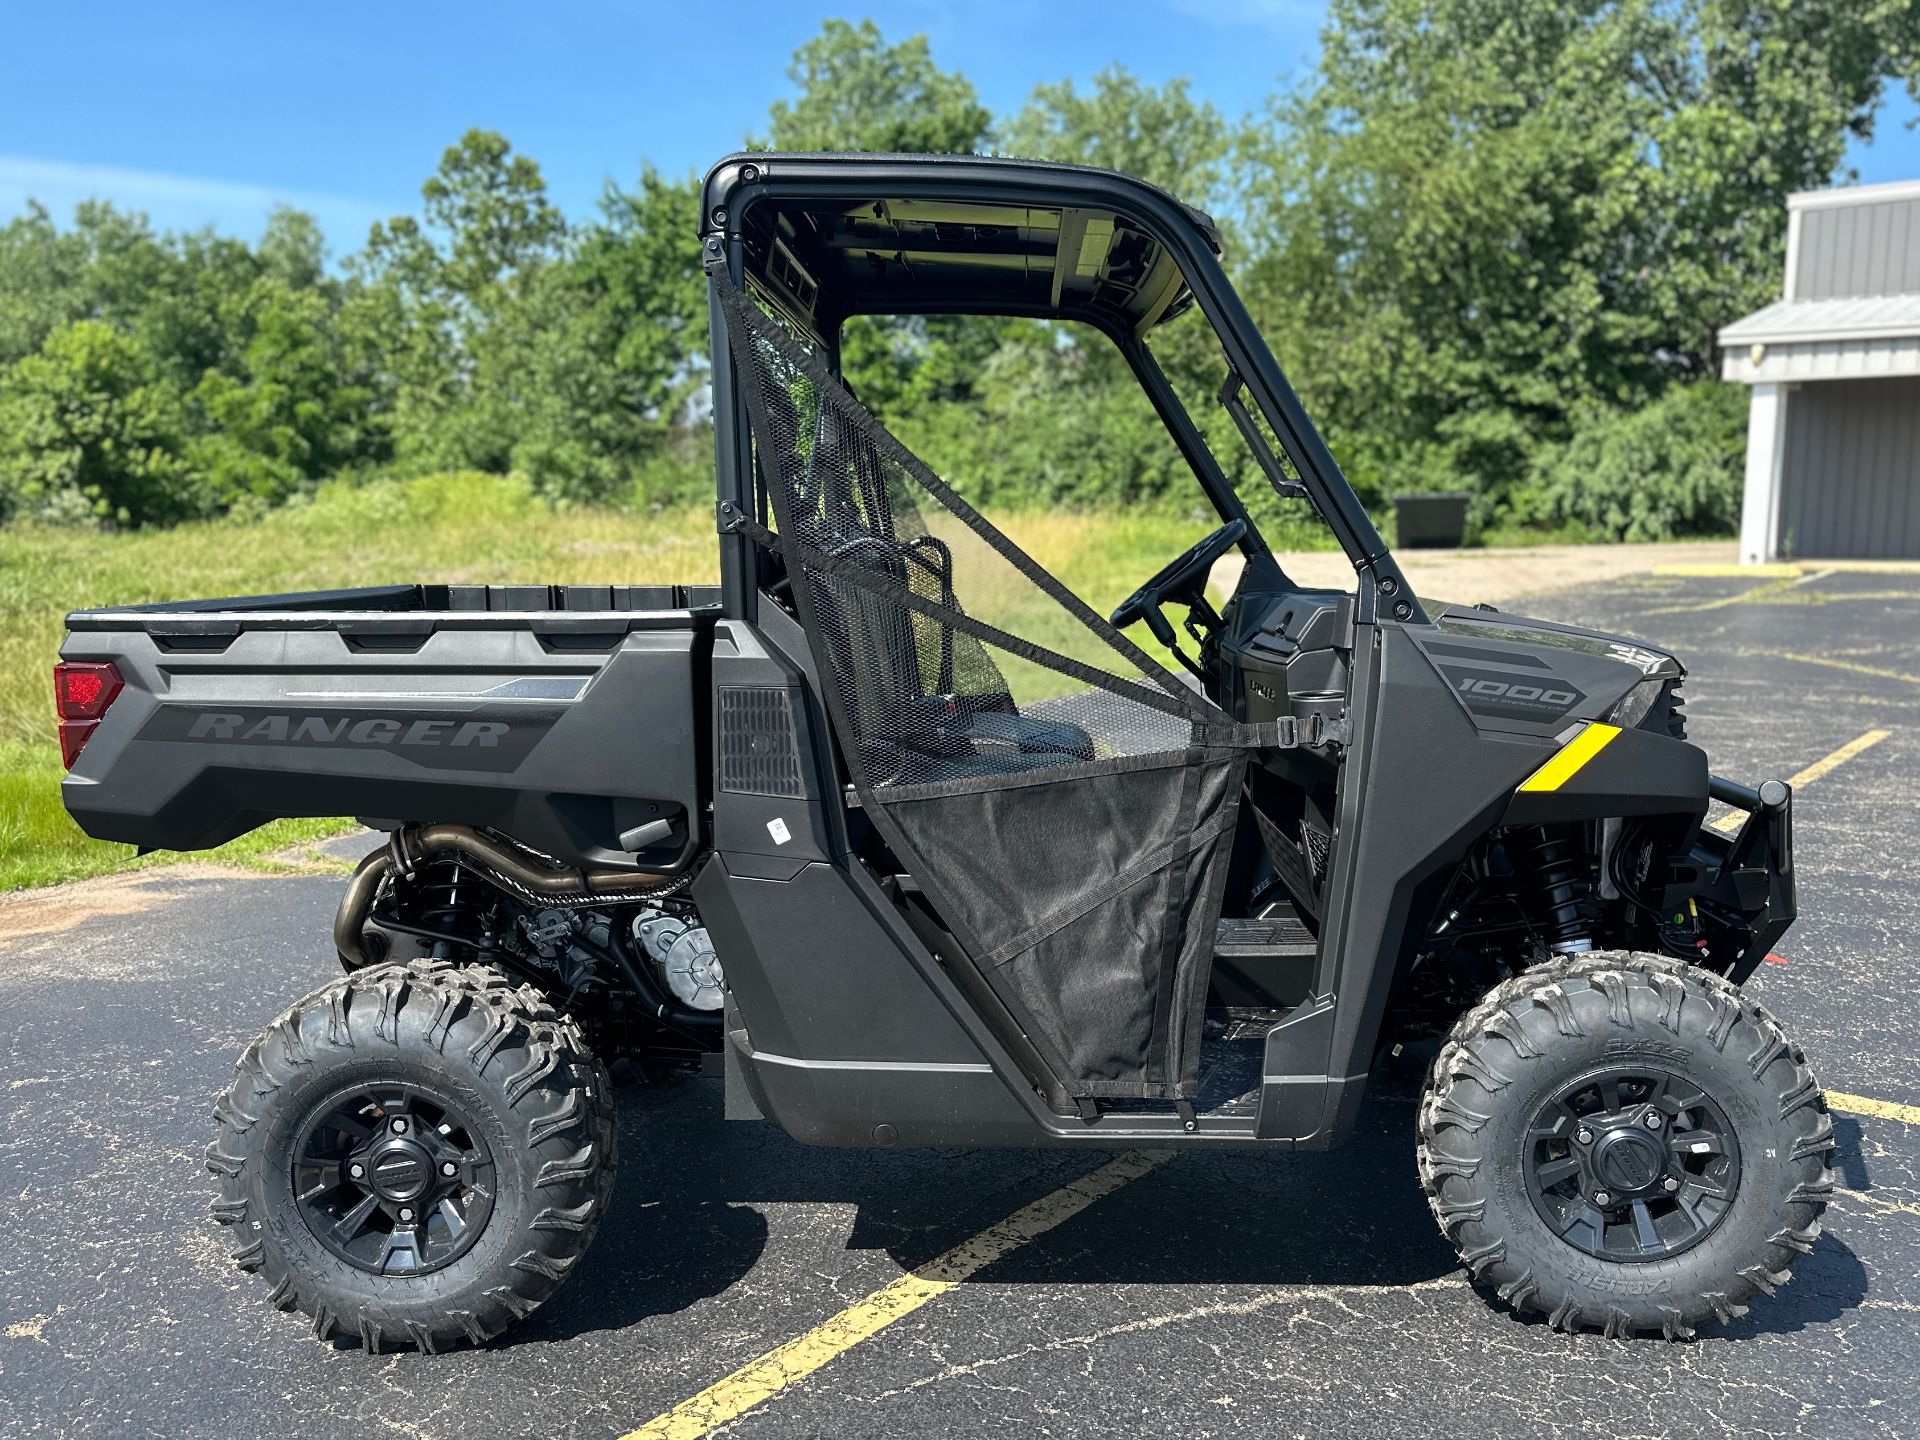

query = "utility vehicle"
[58,154,1828,1351]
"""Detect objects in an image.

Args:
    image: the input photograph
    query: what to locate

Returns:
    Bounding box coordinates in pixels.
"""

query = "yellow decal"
[1517,722,1621,794]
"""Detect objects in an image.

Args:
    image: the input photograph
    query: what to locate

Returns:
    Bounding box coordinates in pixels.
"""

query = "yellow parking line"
[1711,728,1891,833]
[625,1089,1913,1439]
[1778,652,1920,688]
[1828,1092,1920,1126]
[1651,561,1920,579]
[1787,728,1892,788]
[1652,563,1804,579]
[1642,575,1802,616]
[621,1151,1169,1440]
[1642,574,1920,616]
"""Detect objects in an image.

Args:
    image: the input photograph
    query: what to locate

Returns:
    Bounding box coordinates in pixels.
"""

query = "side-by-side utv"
[57,153,1828,1352]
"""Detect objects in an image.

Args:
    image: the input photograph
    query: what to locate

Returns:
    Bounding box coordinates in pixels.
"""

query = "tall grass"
[0,472,1220,891]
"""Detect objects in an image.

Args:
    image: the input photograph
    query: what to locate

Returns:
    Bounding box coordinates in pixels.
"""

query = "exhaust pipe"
[335,823,690,969]
[334,847,396,969]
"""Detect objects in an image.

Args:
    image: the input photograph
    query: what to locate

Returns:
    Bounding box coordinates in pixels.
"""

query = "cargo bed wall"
[100,583,723,615]
[60,592,717,867]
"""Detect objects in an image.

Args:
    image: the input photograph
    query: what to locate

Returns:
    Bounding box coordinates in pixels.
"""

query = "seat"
[813,533,1094,784]
[961,709,1094,762]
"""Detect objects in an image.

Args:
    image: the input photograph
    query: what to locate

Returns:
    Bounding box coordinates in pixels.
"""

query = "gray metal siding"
[1795,198,1920,299]
[1777,377,1920,558]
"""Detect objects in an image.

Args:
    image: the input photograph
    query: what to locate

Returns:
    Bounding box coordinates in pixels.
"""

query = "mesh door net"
[715,270,1250,1101]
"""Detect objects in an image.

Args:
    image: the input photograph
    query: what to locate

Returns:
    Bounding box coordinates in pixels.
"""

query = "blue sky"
[2,0,1916,253]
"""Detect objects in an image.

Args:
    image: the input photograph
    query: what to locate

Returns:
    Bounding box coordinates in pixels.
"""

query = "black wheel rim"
[1524,1064,1741,1263]
[292,1081,496,1275]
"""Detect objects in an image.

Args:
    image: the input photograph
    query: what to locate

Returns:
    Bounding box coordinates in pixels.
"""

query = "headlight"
[1607,677,1666,730]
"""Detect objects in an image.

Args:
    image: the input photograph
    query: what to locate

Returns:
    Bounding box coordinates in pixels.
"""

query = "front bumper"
[1691,774,1796,984]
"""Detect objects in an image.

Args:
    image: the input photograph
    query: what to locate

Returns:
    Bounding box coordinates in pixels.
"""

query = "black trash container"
[1393,492,1470,549]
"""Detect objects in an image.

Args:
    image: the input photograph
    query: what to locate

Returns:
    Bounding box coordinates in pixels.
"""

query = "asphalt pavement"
[2,565,1917,1440]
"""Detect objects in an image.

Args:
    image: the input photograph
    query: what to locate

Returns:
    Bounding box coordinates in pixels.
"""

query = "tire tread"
[1416,951,1833,1338]
[207,958,614,1352]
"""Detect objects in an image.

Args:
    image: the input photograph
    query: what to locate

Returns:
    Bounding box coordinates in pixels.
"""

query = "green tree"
[0,204,88,368]
[0,196,379,524]
[129,226,263,391]
[362,129,566,307]
[1239,0,1920,532]
[0,201,239,377]
[354,130,569,475]
[1522,381,1748,541]
[257,206,329,291]
[761,21,1001,420]
[1002,67,1232,212]
[1242,1,1657,513]
[762,19,991,155]
[523,168,708,505]
[191,279,383,508]
[1616,0,1920,377]
[5,2,1913,540]
[983,69,1241,509]
[0,319,197,525]
[579,169,704,403]
[348,136,709,505]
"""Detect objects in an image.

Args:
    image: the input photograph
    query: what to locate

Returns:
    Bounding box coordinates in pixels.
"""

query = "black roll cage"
[698,152,1426,630]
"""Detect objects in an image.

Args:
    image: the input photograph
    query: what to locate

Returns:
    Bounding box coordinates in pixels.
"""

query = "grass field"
[0,471,1245,891]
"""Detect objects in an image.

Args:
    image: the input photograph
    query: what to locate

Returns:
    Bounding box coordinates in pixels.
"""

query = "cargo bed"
[60,584,721,867]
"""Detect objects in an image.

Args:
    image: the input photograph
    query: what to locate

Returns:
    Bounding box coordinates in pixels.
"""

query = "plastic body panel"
[708,615,843,865]
[1246,620,1721,1144]
[59,586,717,868]
[1253,625,1552,1140]
[1503,724,1709,826]
[1415,606,1678,740]
[698,847,1296,1150]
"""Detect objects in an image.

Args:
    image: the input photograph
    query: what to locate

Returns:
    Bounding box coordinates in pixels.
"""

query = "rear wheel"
[207,958,615,1352]
[1418,952,1833,1338]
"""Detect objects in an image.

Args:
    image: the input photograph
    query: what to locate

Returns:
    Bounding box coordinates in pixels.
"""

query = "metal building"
[1719,179,1920,562]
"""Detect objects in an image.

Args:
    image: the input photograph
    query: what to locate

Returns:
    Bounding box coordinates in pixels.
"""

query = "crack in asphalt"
[860,1276,1475,1400]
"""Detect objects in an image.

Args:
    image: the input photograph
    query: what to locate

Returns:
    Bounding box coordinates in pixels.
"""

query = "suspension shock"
[1515,826,1593,954]
[412,860,496,960]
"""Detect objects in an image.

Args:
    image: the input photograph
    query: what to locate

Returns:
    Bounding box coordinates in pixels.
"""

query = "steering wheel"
[1108,519,1246,645]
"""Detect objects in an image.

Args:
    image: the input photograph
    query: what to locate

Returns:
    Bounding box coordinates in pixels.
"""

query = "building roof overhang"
[1718,293,1920,385]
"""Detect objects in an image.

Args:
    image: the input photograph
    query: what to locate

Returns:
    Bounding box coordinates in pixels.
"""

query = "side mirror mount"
[1220,371,1309,500]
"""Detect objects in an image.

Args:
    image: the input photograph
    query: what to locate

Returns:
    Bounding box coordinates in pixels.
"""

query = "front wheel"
[206,958,615,1352]
[1418,952,1833,1338]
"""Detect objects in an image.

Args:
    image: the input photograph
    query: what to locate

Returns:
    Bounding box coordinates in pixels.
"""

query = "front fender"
[1501,722,1708,827]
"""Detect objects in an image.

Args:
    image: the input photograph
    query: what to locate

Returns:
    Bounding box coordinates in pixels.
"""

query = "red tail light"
[54,661,123,769]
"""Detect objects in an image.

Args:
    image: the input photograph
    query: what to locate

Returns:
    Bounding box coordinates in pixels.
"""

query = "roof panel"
[1718,292,1920,346]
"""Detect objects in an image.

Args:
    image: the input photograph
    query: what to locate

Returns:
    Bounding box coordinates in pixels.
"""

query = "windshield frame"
[706,155,1425,625]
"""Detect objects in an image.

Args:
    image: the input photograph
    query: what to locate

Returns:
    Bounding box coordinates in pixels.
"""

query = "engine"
[339,826,723,1062]
[503,902,723,1008]
[632,909,726,1011]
